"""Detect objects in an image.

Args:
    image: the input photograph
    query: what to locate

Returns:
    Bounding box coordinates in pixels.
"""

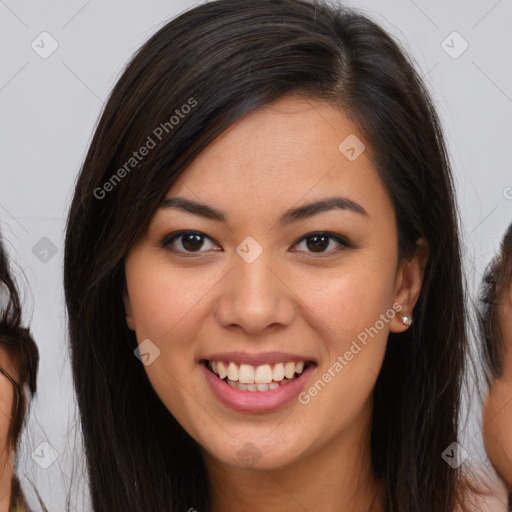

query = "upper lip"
[201,351,317,366]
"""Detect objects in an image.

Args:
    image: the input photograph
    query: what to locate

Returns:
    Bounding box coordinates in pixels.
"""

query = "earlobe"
[390,237,429,333]
[122,293,136,331]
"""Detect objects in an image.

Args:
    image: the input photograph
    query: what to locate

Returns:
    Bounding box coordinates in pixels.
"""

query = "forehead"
[164,94,393,222]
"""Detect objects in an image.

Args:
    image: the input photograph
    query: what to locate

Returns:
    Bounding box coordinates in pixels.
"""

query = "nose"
[213,250,296,336]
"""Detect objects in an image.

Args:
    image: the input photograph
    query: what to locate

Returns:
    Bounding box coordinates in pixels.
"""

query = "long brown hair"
[64,1,471,510]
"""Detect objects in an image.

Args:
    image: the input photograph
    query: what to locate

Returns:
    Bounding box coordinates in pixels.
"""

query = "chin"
[200,433,307,471]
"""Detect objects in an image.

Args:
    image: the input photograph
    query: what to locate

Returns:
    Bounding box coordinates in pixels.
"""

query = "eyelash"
[159,230,352,258]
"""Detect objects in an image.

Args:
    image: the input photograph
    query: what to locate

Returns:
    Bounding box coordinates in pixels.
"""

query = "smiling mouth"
[201,359,315,392]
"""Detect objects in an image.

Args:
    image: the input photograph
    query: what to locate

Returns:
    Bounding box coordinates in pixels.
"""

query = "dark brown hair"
[479,222,512,381]
[64,1,472,510]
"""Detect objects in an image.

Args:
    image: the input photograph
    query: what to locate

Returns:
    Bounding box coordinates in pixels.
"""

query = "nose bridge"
[214,241,295,334]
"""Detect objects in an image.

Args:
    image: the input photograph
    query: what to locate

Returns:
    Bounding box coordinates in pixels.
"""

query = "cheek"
[295,274,394,432]
[126,255,210,341]
[295,260,397,350]
[124,257,218,403]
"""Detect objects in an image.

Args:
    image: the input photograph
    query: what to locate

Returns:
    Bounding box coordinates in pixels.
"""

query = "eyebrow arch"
[159,196,368,225]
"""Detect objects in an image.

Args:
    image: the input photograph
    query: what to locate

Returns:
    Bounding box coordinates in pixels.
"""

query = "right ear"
[122,292,136,331]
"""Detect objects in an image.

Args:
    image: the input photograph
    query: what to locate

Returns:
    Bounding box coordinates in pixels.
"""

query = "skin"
[123,93,429,512]
[0,345,17,511]
[483,283,512,492]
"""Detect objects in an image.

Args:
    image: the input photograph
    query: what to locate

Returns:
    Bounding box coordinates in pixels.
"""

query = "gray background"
[1,0,511,510]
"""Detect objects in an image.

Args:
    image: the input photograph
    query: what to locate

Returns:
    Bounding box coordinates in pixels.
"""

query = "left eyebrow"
[159,196,368,225]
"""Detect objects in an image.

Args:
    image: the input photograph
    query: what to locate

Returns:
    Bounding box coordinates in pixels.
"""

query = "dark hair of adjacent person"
[0,238,42,511]
[479,222,512,383]
[64,0,475,510]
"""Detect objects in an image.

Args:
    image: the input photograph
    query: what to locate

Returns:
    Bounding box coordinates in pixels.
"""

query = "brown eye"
[161,231,219,254]
[305,234,330,252]
[293,232,351,255]
[180,233,205,251]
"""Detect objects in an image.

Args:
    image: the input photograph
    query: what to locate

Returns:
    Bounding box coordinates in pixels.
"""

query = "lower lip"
[201,362,316,413]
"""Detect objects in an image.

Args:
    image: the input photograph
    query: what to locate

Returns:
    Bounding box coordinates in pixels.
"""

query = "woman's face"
[483,283,512,489]
[123,94,427,471]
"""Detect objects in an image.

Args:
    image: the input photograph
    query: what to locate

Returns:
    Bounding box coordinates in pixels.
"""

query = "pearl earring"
[399,312,413,326]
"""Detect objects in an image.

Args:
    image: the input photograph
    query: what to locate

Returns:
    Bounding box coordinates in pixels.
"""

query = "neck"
[204,399,385,512]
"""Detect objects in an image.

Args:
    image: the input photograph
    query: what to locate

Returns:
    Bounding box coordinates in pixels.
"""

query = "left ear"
[389,237,429,333]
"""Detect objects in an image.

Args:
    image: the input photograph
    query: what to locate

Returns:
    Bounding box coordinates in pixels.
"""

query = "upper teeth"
[209,360,307,384]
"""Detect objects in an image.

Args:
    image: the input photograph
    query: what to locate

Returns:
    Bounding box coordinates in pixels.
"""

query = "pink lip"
[201,351,316,366]
[201,361,316,413]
